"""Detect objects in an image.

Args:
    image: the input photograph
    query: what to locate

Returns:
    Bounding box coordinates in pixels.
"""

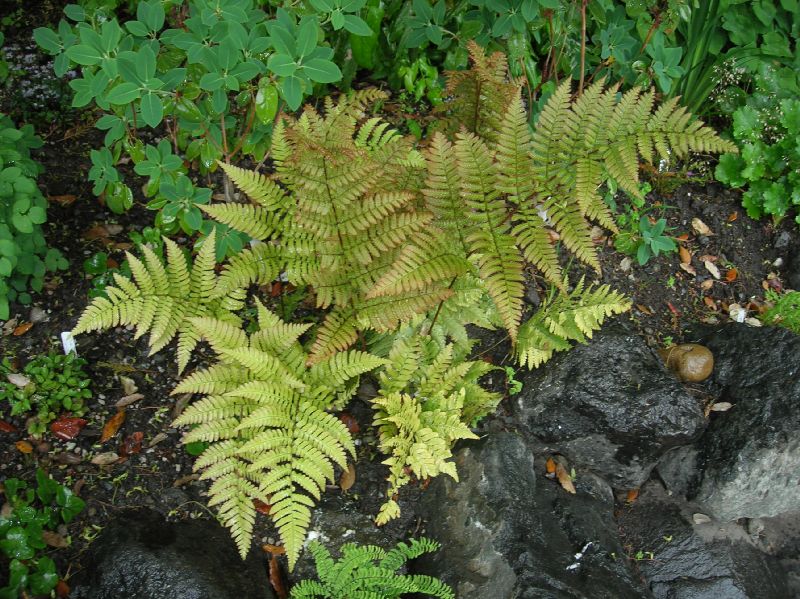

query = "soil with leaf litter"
[1,23,798,595]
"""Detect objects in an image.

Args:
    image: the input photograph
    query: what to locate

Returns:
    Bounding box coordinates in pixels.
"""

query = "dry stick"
[578,0,588,97]
[638,13,662,56]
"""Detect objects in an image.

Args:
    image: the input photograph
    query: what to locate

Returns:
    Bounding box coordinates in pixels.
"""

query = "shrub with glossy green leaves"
[0,114,67,320]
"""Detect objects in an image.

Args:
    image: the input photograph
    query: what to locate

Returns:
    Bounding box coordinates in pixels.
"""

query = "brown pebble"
[658,344,714,382]
[54,452,83,465]
[36,442,51,453]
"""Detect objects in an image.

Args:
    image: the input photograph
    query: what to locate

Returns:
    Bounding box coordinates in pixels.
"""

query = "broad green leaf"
[343,15,373,36]
[281,76,303,110]
[33,28,61,54]
[140,92,164,128]
[106,82,141,104]
[255,80,279,124]
[66,43,103,65]
[268,54,297,77]
[302,58,341,83]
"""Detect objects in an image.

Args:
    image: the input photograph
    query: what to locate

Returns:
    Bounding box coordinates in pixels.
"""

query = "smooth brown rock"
[659,344,714,382]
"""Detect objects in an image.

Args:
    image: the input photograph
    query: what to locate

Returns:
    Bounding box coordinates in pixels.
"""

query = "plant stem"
[578,0,588,97]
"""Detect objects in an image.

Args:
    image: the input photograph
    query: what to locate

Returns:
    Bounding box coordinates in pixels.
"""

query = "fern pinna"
[290,538,454,599]
[172,301,385,569]
[211,92,452,363]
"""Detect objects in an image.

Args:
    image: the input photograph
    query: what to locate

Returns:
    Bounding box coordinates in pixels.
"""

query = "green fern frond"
[173,310,384,568]
[516,278,631,368]
[289,539,454,599]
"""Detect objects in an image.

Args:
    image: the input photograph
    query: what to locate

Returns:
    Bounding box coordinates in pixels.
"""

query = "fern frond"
[516,278,631,368]
[495,96,534,205]
[308,307,360,364]
[201,203,284,241]
[218,161,289,211]
[455,132,524,340]
[422,133,469,253]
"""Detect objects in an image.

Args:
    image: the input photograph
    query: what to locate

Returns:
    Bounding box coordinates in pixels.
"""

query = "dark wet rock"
[292,495,401,584]
[787,250,800,291]
[71,509,273,599]
[774,230,792,250]
[656,445,700,498]
[415,433,646,598]
[618,483,790,599]
[688,324,800,520]
[511,326,706,488]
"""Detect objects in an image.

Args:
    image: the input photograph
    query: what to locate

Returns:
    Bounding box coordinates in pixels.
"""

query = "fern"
[516,278,631,369]
[289,538,454,599]
[372,336,498,525]
[72,229,244,373]
[172,302,386,568]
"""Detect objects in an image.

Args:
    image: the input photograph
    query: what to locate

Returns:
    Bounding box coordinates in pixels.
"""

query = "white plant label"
[61,331,77,355]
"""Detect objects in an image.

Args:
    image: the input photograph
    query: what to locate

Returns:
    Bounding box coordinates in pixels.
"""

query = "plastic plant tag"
[61,331,77,355]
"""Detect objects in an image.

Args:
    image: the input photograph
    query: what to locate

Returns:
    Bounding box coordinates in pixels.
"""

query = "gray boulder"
[512,325,706,488]
[618,483,789,599]
[689,324,800,520]
[71,510,273,599]
[415,433,646,598]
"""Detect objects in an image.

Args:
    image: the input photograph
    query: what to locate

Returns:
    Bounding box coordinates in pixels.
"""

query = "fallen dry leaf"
[555,463,576,494]
[172,393,192,420]
[693,513,712,524]
[675,233,689,242]
[697,254,717,263]
[727,211,738,222]
[339,463,356,492]
[115,393,144,408]
[100,410,126,443]
[703,297,717,310]
[545,457,556,474]
[269,554,288,599]
[41,530,69,548]
[91,452,119,465]
[6,373,30,387]
[254,499,272,515]
[55,579,70,598]
[725,268,738,282]
[119,376,138,396]
[47,194,77,206]
[635,304,653,315]
[173,474,200,488]
[2,318,18,336]
[704,260,721,279]
[119,431,144,456]
[262,544,286,556]
[148,432,168,447]
[666,302,681,316]
[339,413,360,434]
[711,402,733,412]
[700,279,714,291]
[12,322,33,336]
[679,246,691,265]
[691,218,714,236]
[679,263,697,275]
[0,420,18,433]
[626,489,639,504]
[15,440,33,454]
[50,417,88,441]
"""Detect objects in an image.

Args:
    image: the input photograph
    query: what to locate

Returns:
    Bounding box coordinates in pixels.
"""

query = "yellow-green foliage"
[372,337,499,525]
[172,301,385,569]
[72,229,248,373]
[516,277,631,369]
[375,42,735,348]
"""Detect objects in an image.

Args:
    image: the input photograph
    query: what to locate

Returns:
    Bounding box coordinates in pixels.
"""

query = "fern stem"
[578,0,587,97]
[426,276,458,336]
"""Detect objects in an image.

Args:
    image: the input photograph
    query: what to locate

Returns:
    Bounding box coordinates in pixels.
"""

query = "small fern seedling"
[289,538,454,599]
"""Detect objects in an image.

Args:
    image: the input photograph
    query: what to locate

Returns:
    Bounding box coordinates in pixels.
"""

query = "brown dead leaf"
[635,304,653,315]
[679,246,691,265]
[91,451,120,465]
[119,376,138,396]
[676,233,689,242]
[100,410,126,443]
[115,393,144,408]
[545,457,556,474]
[6,373,30,387]
[547,229,560,243]
[173,474,200,488]
[679,263,697,275]
[12,322,33,336]
[172,393,192,420]
[0,420,18,433]
[269,554,288,599]
[704,260,721,279]
[626,489,639,504]
[727,211,738,222]
[55,579,70,598]
[338,413,360,434]
[254,499,272,515]
[703,297,717,310]
[50,417,88,441]
[262,544,286,556]
[47,194,77,206]
[119,431,144,456]
[725,268,738,282]
[41,530,69,548]
[554,463,576,494]
[700,279,714,291]
[148,432,168,447]
[15,440,33,454]
[691,218,714,236]
[697,254,717,263]
[339,463,356,492]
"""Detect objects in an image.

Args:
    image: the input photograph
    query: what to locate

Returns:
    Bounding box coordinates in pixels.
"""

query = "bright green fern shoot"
[289,538,454,599]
